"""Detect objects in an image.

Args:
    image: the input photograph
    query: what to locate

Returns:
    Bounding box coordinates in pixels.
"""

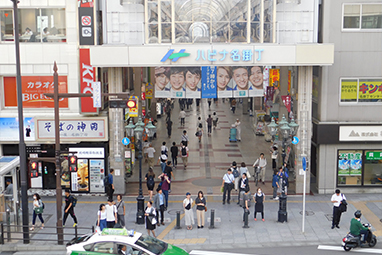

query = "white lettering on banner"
[69,147,105,158]
[82,64,94,95]
[82,64,94,78]
[339,126,382,141]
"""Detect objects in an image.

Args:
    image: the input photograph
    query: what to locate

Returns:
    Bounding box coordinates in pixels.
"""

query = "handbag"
[185,203,191,210]
[340,194,347,212]
[151,217,157,225]
[221,186,224,193]
[204,205,207,212]
[34,207,43,214]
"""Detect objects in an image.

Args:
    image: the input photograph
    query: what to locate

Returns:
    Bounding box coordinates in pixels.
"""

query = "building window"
[340,78,382,103]
[0,8,66,43]
[364,151,382,185]
[343,4,382,30]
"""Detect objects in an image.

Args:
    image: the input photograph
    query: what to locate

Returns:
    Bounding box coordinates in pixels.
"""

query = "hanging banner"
[269,69,280,86]
[146,82,153,99]
[288,70,291,93]
[281,95,291,113]
[79,48,97,113]
[78,0,95,45]
[248,66,265,97]
[201,66,217,98]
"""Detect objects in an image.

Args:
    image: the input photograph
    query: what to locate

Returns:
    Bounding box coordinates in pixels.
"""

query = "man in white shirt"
[106,199,117,228]
[221,168,235,205]
[253,153,267,184]
[181,130,189,147]
[146,144,156,168]
[179,109,186,126]
[331,189,346,229]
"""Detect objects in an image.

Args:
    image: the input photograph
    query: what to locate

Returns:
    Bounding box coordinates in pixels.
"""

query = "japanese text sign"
[201,66,217,98]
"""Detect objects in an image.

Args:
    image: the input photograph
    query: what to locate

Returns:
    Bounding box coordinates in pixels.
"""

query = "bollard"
[6,209,11,242]
[75,225,78,238]
[175,211,181,229]
[209,209,215,229]
[92,226,95,233]
[243,209,249,228]
[0,223,4,244]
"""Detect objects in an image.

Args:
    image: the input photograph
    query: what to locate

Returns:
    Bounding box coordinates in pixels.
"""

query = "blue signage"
[196,49,264,62]
[201,66,217,98]
[302,157,306,171]
[122,137,130,146]
[292,136,299,144]
[160,49,190,62]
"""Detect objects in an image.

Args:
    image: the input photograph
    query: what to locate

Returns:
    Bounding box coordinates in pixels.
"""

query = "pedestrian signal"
[30,160,39,178]
[69,156,78,172]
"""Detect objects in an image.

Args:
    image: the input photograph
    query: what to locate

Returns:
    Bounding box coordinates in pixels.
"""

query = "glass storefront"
[337,150,382,186]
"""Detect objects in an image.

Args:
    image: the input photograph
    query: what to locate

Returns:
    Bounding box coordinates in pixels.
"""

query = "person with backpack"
[230,161,240,191]
[63,189,78,227]
[181,130,189,147]
[157,154,167,173]
[180,142,189,170]
[145,167,156,200]
[105,169,114,201]
[116,195,126,227]
[153,188,165,226]
[30,193,44,230]
[160,141,168,156]
[105,199,117,228]
[170,142,178,168]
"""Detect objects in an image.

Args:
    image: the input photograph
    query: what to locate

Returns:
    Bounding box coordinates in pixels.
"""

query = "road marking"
[190,250,252,255]
[318,245,382,253]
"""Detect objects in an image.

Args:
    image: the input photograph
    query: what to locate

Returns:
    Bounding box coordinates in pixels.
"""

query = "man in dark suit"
[238,173,249,205]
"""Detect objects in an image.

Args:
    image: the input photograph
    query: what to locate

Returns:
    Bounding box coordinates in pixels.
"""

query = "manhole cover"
[167,209,184,215]
[192,178,222,187]
[299,211,315,216]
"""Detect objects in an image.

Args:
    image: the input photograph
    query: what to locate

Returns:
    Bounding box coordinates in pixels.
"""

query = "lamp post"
[125,117,156,224]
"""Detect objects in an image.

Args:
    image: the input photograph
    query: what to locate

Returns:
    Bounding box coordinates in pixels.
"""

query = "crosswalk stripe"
[190,250,252,255]
[317,245,382,254]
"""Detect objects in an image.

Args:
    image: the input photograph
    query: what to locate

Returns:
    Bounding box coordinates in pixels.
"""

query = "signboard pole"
[302,155,307,233]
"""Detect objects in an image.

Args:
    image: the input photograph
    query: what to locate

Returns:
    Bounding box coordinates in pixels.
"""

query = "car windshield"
[135,235,167,254]
[66,233,93,246]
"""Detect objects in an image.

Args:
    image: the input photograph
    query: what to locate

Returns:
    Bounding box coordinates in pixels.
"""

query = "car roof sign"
[101,228,130,236]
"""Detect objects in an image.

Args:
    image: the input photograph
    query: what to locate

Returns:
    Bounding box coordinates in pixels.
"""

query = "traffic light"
[127,97,137,108]
[69,156,78,172]
[30,160,38,178]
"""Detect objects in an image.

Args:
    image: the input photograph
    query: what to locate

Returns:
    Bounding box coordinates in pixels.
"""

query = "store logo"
[349,130,360,137]
[160,49,190,62]
[82,27,92,37]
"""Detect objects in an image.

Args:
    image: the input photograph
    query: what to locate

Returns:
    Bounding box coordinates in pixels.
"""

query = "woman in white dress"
[183,192,194,230]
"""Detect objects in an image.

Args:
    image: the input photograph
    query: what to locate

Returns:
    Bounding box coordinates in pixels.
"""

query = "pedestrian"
[196,116,202,128]
[234,119,241,141]
[146,143,156,168]
[206,114,213,135]
[238,173,249,205]
[331,189,346,229]
[166,118,173,138]
[270,144,278,170]
[277,166,288,195]
[63,189,78,227]
[116,195,126,227]
[153,188,165,226]
[231,98,237,113]
[242,187,251,222]
[170,142,178,168]
[144,201,157,237]
[195,191,206,229]
[4,179,13,211]
[253,153,267,184]
[272,170,279,200]
[105,199,117,228]
[30,193,44,230]
[183,192,194,230]
[207,98,212,109]
[97,204,107,231]
[153,120,157,139]
[106,169,115,201]
[180,142,189,169]
[157,154,167,173]
[239,162,248,177]
[145,167,156,200]
[181,130,189,147]
[158,172,171,210]
[196,98,200,111]
[230,161,240,191]
[164,161,174,192]
[179,109,186,126]
[160,141,168,156]
[212,112,218,129]
[196,123,203,143]
[143,139,150,162]
[222,168,235,205]
[254,187,265,221]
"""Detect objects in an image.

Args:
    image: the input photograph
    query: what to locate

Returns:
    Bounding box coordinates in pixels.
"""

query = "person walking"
[206,114,213,135]
[158,172,171,210]
[144,201,157,237]
[146,143,156,168]
[170,142,178,168]
[331,189,346,229]
[30,193,44,230]
[183,192,194,230]
[145,167,156,200]
[181,130,189,147]
[4,179,13,211]
[207,98,212,109]
[253,153,267,185]
[270,144,278,171]
[153,188,165,226]
[254,187,265,221]
[195,191,206,229]
[196,123,203,143]
[160,141,169,156]
[196,116,202,128]
[179,109,186,126]
[180,142,189,169]
[97,204,107,231]
[272,171,279,200]
[164,161,174,193]
[157,154,167,173]
[234,119,241,141]
[166,118,173,138]
[239,162,248,178]
[106,169,115,201]
[238,173,249,205]
[231,98,237,114]
[222,168,235,205]
[277,167,289,195]
[230,161,240,191]
[242,187,251,222]
[212,112,218,129]
[63,189,78,227]
[116,195,126,227]
[105,199,117,228]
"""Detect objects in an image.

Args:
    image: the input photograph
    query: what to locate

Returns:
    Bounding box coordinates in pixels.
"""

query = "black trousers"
[332,206,342,227]
[172,156,177,166]
[107,186,114,201]
[107,221,115,228]
[63,207,77,225]
[156,205,164,224]
[167,128,172,137]
[223,183,232,202]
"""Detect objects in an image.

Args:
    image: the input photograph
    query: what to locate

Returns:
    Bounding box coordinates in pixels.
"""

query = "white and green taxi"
[66,229,189,255]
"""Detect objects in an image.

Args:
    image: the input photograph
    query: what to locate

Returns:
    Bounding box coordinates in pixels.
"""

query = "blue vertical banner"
[201,66,217,98]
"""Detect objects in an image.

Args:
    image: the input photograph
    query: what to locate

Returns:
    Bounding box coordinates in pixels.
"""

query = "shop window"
[340,78,382,104]
[343,4,382,30]
[337,150,362,186]
[364,151,382,185]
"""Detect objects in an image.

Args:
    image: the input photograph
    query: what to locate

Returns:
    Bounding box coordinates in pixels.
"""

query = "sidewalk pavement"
[1,193,381,252]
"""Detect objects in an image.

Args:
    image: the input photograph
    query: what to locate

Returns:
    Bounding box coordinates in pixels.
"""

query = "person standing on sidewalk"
[195,191,206,228]
[166,118,173,138]
[254,187,265,221]
[158,172,171,210]
[253,153,267,184]
[331,189,346,229]
[181,130,189,147]
[146,144,156,168]
[153,188,165,226]
[212,112,218,129]
[97,204,107,231]
[238,173,249,205]
[272,171,279,200]
[180,142,189,169]
[234,119,241,141]
[179,109,186,126]
[116,195,126,227]
[242,187,251,222]
[30,193,44,230]
[63,189,78,227]
[105,199,117,228]
[183,192,194,230]
[164,161,174,192]
[145,201,157,237]
[270,144,278,171]
[206,114,213,135]
[106,169,115,201]
[231,161,240,191]
[170,142,178,168]
[222,168,235,205]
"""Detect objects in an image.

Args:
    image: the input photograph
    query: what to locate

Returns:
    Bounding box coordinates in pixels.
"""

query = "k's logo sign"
[161,49,190,62]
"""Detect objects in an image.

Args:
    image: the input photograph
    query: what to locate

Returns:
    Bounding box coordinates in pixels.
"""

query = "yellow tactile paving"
[350,201,382,237]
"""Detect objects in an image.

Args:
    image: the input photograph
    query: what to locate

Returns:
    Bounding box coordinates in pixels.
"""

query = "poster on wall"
[338,150,362,177]
[201,66,217,98]
[350,160,362,176]
[77,159,89,192]
[61,158,70,189]
[71,172,78,191]
[216,67,233,98]
[185,67,202,98]
[0,117,35,141]
[338,160,350,176]
[89,160,105,193]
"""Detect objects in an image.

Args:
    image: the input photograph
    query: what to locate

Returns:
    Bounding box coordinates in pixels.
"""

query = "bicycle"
[254,166,261,186]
